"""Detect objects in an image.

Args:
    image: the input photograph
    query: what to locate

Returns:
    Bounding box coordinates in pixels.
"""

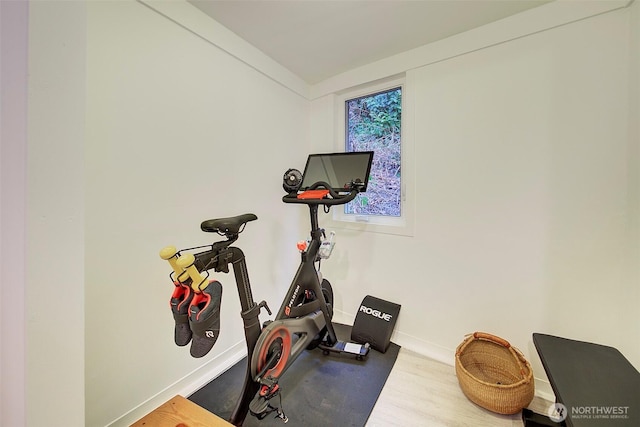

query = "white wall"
[84,1,309,426]
[26,2,86,426]
[314,3,639,400]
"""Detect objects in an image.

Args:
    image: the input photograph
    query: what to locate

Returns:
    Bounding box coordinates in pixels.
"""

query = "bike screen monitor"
[299,151,374,193]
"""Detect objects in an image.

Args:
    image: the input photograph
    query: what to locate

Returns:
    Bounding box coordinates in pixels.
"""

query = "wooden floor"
[366,348,551,427]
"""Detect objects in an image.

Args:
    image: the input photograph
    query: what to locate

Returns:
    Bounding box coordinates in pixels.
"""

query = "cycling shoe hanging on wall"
[160,246,223,358]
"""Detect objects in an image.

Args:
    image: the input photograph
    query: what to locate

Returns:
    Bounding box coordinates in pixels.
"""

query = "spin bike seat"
[201,213,257,235]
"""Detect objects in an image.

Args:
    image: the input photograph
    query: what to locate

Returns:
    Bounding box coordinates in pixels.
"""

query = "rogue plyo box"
[351,295,401,353]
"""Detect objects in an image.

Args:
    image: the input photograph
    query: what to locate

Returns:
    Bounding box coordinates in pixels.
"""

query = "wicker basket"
[455,332,534,414]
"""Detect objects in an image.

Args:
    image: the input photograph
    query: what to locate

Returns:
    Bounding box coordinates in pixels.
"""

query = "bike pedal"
[249,396,270,419]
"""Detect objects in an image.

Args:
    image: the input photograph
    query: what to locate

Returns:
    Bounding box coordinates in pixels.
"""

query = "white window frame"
[326,75,415,237]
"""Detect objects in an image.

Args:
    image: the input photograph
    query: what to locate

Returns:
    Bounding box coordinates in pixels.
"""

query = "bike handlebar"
[282,181,361,206]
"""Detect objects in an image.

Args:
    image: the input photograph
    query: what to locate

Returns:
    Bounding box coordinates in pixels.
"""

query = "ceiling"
[188,0,552,84]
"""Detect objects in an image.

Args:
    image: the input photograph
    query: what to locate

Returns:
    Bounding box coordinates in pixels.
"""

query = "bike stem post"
[309,204,321,240]
[307,204,338,347]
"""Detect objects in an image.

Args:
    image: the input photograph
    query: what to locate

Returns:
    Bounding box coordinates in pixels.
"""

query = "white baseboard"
[107,341,246,427]
[532,382,555,403]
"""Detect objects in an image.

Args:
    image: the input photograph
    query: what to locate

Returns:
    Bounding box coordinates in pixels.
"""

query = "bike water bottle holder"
[318,231,336,259]
[298,231,335,259]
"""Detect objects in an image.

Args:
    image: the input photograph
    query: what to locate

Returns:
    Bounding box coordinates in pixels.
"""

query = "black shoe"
[188,280,223,358]
[170,281,194,346]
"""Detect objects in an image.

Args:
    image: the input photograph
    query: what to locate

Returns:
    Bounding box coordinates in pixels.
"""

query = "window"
[345,86,402,217]
[330,76,414,236]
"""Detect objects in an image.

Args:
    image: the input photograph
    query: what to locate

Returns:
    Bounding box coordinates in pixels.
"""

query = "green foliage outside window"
[345,87,402,216]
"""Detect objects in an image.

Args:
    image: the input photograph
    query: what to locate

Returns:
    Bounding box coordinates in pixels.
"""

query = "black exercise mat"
[189,323,400,426]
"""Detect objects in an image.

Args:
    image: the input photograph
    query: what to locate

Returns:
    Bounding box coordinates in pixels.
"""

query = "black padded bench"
[530,333,640,427]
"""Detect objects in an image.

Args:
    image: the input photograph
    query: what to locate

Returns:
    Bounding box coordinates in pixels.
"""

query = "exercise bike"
[160,151,374,425]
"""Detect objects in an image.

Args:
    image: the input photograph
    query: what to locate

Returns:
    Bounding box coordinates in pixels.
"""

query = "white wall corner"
[0,1,28,426]
[137,0,310,99]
